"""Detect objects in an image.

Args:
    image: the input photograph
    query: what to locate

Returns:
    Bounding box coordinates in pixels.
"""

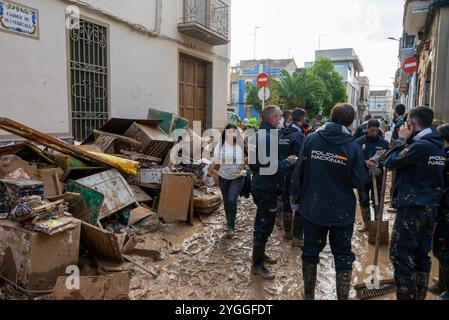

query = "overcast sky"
[230,0,405,90]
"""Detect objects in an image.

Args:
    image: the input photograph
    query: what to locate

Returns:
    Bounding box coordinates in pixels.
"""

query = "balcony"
[178,0,229,46]
[404,0,432,35]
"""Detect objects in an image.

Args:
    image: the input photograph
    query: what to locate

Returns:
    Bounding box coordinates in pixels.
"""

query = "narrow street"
[128,174,439,300]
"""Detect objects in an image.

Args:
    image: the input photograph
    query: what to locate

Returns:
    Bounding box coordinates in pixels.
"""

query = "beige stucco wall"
[0,0,230,141]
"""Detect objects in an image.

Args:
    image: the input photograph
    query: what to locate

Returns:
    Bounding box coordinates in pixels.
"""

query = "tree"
[277,69,327,110]
[245,81,280,113]
[308,57,348,117]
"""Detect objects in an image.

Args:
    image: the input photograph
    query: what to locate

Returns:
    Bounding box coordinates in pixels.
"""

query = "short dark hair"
[283,110,292,118]
[292,108,306,123]
[395,104,406,116]
[438,124,449,142]
[262,106,279,121]
[330,103,355,127]
[364,114,372,122]
[409,106,434,128]
[367,119,380,129]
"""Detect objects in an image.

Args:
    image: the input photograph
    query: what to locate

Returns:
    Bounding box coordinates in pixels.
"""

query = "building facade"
[0,0,231,142]
[229,58,298,119]
[369,90,394,122]
[306,48,369,123]
[394,0,449,122]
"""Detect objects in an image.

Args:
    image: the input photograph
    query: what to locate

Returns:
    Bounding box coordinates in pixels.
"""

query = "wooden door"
[179,54,207,130]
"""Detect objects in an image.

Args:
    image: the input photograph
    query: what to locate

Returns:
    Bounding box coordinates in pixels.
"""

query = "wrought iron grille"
[69,19,109,142]
[183,0,229,39]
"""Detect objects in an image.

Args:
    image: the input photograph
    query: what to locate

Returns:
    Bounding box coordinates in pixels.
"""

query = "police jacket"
[356,135,389,162]
[290,122,369,227]
[250,122,294,193]
[384,127,445,209]
[439,147,449,218]
[279,123,305,157]
[391,115,405,141]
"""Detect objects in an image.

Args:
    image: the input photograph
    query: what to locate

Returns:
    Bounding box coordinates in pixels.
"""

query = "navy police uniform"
[290,122,369,272]
[279,123,305,238]
[355,134,389,218]
[384,127,445,300]
[251,122,294,247]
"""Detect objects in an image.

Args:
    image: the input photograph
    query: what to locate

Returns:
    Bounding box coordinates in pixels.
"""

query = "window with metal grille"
[69,19,109,142]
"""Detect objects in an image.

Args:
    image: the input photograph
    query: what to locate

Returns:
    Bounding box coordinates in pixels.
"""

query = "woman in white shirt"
[206,124,246,238]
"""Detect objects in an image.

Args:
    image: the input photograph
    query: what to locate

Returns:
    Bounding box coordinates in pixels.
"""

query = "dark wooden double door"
[179,54,208,130]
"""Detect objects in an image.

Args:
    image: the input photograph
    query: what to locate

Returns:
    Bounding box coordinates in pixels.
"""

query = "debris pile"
[0,111,222,300]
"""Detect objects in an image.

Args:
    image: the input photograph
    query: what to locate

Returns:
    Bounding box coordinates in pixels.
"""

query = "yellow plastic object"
[87,152,141,175]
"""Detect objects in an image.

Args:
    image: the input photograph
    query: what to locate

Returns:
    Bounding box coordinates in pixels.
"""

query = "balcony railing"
[178,0,229,46]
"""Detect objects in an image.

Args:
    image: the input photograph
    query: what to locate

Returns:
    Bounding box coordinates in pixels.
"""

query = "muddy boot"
[302,263,317,300]
[336,270,352,300]
[437,265,449,300]
[395,276,417,300]
[283,211,293,240]
[252,243,275,280]
[292,237,304,248]
[414,272,430,300]
[264,254,278,265]
[357,207,371,233]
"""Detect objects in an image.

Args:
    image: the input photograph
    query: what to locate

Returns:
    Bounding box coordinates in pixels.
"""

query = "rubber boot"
[414,272,430,300]
[438,264,449,300]
[357,207,371,233]
[283,211,293,240]
[336,270,352,300]
[264,254,278,265]
[302,263,317,300]
[252,243,275,280]
[395,276,417,300]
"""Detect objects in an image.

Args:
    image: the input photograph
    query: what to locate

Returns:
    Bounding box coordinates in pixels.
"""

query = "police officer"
[251,106,297,280]
[355,119,389,232]
[290,103,369,300]
[384,106,445,300]
[354,114,373,139]
[279,108,306,245]
[434,124,449,300]
[391,104,406,142]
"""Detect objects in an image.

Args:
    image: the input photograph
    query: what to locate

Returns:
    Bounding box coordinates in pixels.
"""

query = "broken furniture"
[0,218,81,291]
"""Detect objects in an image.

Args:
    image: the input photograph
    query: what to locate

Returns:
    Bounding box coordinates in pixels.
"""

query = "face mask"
[276,117,285,129]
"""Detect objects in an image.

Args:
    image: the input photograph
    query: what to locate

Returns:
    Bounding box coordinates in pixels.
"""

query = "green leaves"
[277,69,326,110]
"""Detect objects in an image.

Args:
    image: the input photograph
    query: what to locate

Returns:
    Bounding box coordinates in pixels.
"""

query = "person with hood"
[290,103,369,300]
[434,124,449,300]
[250,106,297,280]
[279,108,306,245]
[355,119,389,232]
[384,106,445,300]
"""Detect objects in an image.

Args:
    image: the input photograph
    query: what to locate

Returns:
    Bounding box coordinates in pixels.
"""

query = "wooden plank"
[80,221,124,262]
[157,173,194,222]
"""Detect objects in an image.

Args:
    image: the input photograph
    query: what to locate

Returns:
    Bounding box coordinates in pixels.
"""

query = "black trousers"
[252,188,278,246]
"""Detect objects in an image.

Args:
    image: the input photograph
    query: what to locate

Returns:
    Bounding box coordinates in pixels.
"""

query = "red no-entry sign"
[403,57,418,73]
[257,73,270,87]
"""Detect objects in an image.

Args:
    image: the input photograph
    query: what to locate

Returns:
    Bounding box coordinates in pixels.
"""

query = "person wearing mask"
[384,106,445,300]
[290,103,369,300]
[433,124,449,300]
[250,106,297,280]
[279,108,307,246]
[205,124,246,238]
[355,119,389,232]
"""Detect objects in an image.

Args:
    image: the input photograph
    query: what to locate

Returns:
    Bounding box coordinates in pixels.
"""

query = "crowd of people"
[205,103,449,301]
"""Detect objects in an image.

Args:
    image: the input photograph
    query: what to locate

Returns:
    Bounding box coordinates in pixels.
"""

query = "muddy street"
[128,184,437,300]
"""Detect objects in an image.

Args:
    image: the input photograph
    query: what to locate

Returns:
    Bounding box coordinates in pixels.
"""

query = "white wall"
[0,0,230,140]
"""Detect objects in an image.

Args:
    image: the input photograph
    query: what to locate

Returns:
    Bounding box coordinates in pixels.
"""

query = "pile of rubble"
[0,109,222,300]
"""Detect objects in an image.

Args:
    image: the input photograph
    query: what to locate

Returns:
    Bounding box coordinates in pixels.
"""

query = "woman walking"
[205,124,246,237]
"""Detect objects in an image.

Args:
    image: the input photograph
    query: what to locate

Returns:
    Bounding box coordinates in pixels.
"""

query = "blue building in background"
[229,59,298,120]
